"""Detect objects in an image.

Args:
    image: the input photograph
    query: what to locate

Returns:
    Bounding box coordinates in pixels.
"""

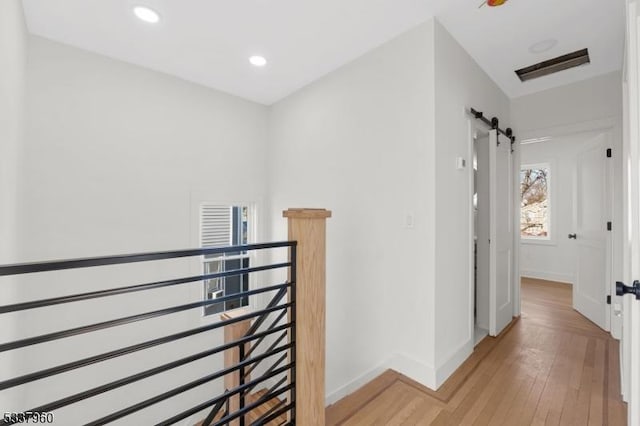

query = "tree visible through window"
[520,166,550,238]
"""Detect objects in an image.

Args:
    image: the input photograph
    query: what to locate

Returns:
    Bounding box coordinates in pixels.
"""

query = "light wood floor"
[325,278,627,425]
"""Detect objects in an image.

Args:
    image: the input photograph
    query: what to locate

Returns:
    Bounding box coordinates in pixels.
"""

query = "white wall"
[268,21,438,398]
[432,21,511,385]
[22,36,270,261]
[0,0,27,413]
[13,36,270,424]
[512,72,623,133]
[512,71,623,337]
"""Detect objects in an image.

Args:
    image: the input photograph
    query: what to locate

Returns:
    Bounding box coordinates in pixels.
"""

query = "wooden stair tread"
[195,389,287,426]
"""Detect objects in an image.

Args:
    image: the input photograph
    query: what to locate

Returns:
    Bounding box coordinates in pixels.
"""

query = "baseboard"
[325,361,389,405]
[521,270,573,285]
[434,339,473,388]
[325,353,438,405]
[388,353,436,390]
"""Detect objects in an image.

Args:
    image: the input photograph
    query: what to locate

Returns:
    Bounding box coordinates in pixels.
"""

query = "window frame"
[520,162,553,244]
[199,204,256,317]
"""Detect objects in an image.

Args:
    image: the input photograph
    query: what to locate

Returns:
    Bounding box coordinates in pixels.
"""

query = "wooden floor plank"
[325,278,628,425]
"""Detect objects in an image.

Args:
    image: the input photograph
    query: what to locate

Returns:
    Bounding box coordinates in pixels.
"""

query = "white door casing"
[623,0,640,423]
[489,130,514,336]
[573,132,611,331]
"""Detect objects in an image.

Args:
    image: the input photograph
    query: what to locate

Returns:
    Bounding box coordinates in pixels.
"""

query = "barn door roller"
[469,107,516,152]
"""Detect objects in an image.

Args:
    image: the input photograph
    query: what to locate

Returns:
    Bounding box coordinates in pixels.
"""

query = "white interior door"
[489,130,514,336]
[573,133,610,331]
[623,0,640,423]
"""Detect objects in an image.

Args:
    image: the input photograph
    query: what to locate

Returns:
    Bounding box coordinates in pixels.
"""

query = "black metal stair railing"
[0,241,297,426]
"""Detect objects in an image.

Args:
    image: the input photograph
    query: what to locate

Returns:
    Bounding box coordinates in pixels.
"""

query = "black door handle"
[568,233,577,239]
[616,281,640,300]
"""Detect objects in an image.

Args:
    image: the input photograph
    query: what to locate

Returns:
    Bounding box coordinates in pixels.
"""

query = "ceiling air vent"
[515,48,590,82]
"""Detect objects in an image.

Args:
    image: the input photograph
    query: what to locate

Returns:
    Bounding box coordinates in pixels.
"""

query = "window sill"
[521,237,556,247]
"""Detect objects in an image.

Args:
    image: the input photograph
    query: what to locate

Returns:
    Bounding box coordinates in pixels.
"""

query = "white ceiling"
[437,0,625,99]
[22,0,625,105]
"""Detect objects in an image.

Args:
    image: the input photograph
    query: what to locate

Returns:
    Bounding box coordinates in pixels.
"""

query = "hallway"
[325,278,627,425]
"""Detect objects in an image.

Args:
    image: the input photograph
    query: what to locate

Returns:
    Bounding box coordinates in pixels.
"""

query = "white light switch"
[456,157,466,170]
[405,212,415,229]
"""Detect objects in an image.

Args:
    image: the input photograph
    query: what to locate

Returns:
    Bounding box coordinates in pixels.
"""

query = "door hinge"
[607,221,612,231]
[606,148,612,158]
[606,295,611,305]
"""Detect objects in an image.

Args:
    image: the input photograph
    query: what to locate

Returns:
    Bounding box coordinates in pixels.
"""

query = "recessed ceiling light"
[528,39,558,54]
[133,6,160,23]
[249,56,267,67]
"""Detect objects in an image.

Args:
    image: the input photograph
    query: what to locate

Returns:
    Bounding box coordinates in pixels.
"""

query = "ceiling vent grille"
[515,48,590,82]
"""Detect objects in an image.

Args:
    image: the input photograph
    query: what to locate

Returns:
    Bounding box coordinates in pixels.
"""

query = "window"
[520,165,550,239]
[201,205,250,316]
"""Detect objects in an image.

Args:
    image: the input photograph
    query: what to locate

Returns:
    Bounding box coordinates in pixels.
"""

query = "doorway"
[471,123,517,343]
[519,129,614,331]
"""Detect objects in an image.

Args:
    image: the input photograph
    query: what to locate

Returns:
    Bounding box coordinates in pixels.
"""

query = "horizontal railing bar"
[155,364,294,426]
[8,323,293,421]
[243,309,287,360]
[92,358,294,426]
[0,241,296,276]
[251,403,294,426]
[243,331,288,379]
[0,303,292,391]
[0,282,291,353]
[212,383,294,426]
[0,262,291,314]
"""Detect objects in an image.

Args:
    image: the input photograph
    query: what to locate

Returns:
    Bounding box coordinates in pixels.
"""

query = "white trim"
[324,353,438,405]
[520,238,557,246]
[324,362,389,406]
[513,130,522,318]
[467,117,477,372]
[388,353,437,389]
[518,117,617,143]
[324,341,475,405]
[521,270,574,285]
[435,339,474,389]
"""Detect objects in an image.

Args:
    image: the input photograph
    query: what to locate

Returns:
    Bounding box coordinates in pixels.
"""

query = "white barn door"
[489,130,514,336]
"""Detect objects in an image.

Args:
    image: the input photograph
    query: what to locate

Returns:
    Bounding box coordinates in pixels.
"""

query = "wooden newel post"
[283,208,332,425]
[221,308,251,426]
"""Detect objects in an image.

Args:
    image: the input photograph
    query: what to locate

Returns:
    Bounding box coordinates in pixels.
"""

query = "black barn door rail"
[469,107,516,150]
